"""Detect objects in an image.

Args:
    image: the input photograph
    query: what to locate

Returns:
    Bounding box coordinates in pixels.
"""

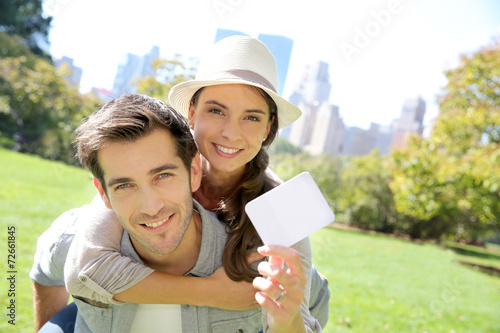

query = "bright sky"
[45,0,500,131]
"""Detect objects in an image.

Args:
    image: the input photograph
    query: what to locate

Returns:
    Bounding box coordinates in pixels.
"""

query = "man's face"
[95,128,201,256]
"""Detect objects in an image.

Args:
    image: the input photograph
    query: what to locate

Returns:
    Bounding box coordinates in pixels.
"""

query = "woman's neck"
[193,158,244,211]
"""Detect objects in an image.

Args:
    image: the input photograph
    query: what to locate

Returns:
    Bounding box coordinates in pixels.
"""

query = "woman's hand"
[253,245,307,333]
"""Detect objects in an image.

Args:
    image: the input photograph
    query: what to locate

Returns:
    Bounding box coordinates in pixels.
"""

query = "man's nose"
[138,186,164,216]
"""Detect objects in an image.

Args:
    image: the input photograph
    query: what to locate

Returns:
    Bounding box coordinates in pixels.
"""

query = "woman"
[64,36,328,332]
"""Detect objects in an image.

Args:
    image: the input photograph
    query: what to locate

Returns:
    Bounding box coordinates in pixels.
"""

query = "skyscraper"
[288,101,315,148]
[112,45,160,97]
[391,95,426,150]
[306,102,344,155]
[337,123,392,156]
[54,56,82,87]
[288,61,331,107]
[368,123,393,155]
[339,126,371,156]
[285,60,341,154]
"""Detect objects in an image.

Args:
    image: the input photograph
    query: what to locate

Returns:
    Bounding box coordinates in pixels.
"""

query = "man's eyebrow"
[106,164,179,188]
[107,177,133,189]
[204,100,267,115]
[148,164,179,176]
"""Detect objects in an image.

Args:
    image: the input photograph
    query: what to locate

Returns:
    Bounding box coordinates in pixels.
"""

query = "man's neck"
[135,211,203,276]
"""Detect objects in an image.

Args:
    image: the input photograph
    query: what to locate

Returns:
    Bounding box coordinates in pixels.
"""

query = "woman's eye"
[208,108,223,115]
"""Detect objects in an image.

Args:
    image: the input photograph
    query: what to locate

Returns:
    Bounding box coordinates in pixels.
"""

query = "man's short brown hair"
[74,94,197,191]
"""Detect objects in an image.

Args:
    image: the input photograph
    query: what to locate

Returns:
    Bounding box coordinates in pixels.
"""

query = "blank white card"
[245,172,335,247]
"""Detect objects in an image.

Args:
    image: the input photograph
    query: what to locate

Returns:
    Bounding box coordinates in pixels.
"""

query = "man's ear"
[190,153,202,193]
[93,177,112,209]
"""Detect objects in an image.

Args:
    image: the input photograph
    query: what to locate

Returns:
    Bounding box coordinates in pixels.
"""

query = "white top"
[129,303,182,332]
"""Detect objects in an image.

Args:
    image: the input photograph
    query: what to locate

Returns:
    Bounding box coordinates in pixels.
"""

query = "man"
[30,94,263,332]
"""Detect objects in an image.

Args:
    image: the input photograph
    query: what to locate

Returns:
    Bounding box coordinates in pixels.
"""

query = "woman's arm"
[263,169,327,331]
[64,201,259,309]
[64,202,153,304]
[113,265,259,310]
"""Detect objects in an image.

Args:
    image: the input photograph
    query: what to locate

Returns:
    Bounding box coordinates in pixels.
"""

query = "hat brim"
[168,80,302,129]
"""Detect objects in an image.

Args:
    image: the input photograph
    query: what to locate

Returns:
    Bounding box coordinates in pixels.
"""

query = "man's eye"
[158,173,171,179]
[116,184,131,190]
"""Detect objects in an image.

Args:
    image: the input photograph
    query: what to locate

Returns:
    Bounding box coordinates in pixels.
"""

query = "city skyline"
[46,0,500,131]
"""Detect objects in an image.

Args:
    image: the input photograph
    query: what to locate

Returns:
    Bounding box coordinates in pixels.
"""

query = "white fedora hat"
[168,35,302,129]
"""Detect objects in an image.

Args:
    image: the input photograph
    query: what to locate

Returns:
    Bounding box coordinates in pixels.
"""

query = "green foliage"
[0,0,52,56]
[0,32,38,62]
[268,37,500,242]
[390,37,500,241]
[338,150,401,233]
[136,54,198,102]
[267,136,302,155]
[439,37,500,117]
[268,37,500,243]
[0,32,101,165]
[270,151,342,213]
[391,138,459,239]
[270,149,403,235]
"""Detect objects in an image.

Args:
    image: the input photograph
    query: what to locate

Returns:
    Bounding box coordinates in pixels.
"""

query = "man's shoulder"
[49,207,84,234]
[41,203,100,239]
[29,204,94,285]
[194,200,226,235]
[190,200,228,274]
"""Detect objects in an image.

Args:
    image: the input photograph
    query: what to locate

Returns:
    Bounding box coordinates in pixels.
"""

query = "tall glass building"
[112,46,160,97]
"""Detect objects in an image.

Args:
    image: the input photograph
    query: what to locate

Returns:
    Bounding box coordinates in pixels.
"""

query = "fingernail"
[255,292,266,303]
[258,245,270,254]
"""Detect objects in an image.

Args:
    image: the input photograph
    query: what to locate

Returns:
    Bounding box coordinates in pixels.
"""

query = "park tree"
[0,32,100,164]
[390,37,500,241]
[270,151,342,214]
[136,54,198,102]
[268,137,302,155]
[338,150,401,232]
[0,0,52,56]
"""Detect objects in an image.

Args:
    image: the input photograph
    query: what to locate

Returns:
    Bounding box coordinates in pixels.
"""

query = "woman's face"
[189,84,273,176]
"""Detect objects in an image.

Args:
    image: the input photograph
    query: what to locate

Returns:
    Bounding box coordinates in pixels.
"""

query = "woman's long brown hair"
[191,86,281,281]
[214,87,280,282]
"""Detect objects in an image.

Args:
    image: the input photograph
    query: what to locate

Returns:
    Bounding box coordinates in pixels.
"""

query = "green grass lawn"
[0,149,95,332]
[1,148,500,332]
[311,228,500,332]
